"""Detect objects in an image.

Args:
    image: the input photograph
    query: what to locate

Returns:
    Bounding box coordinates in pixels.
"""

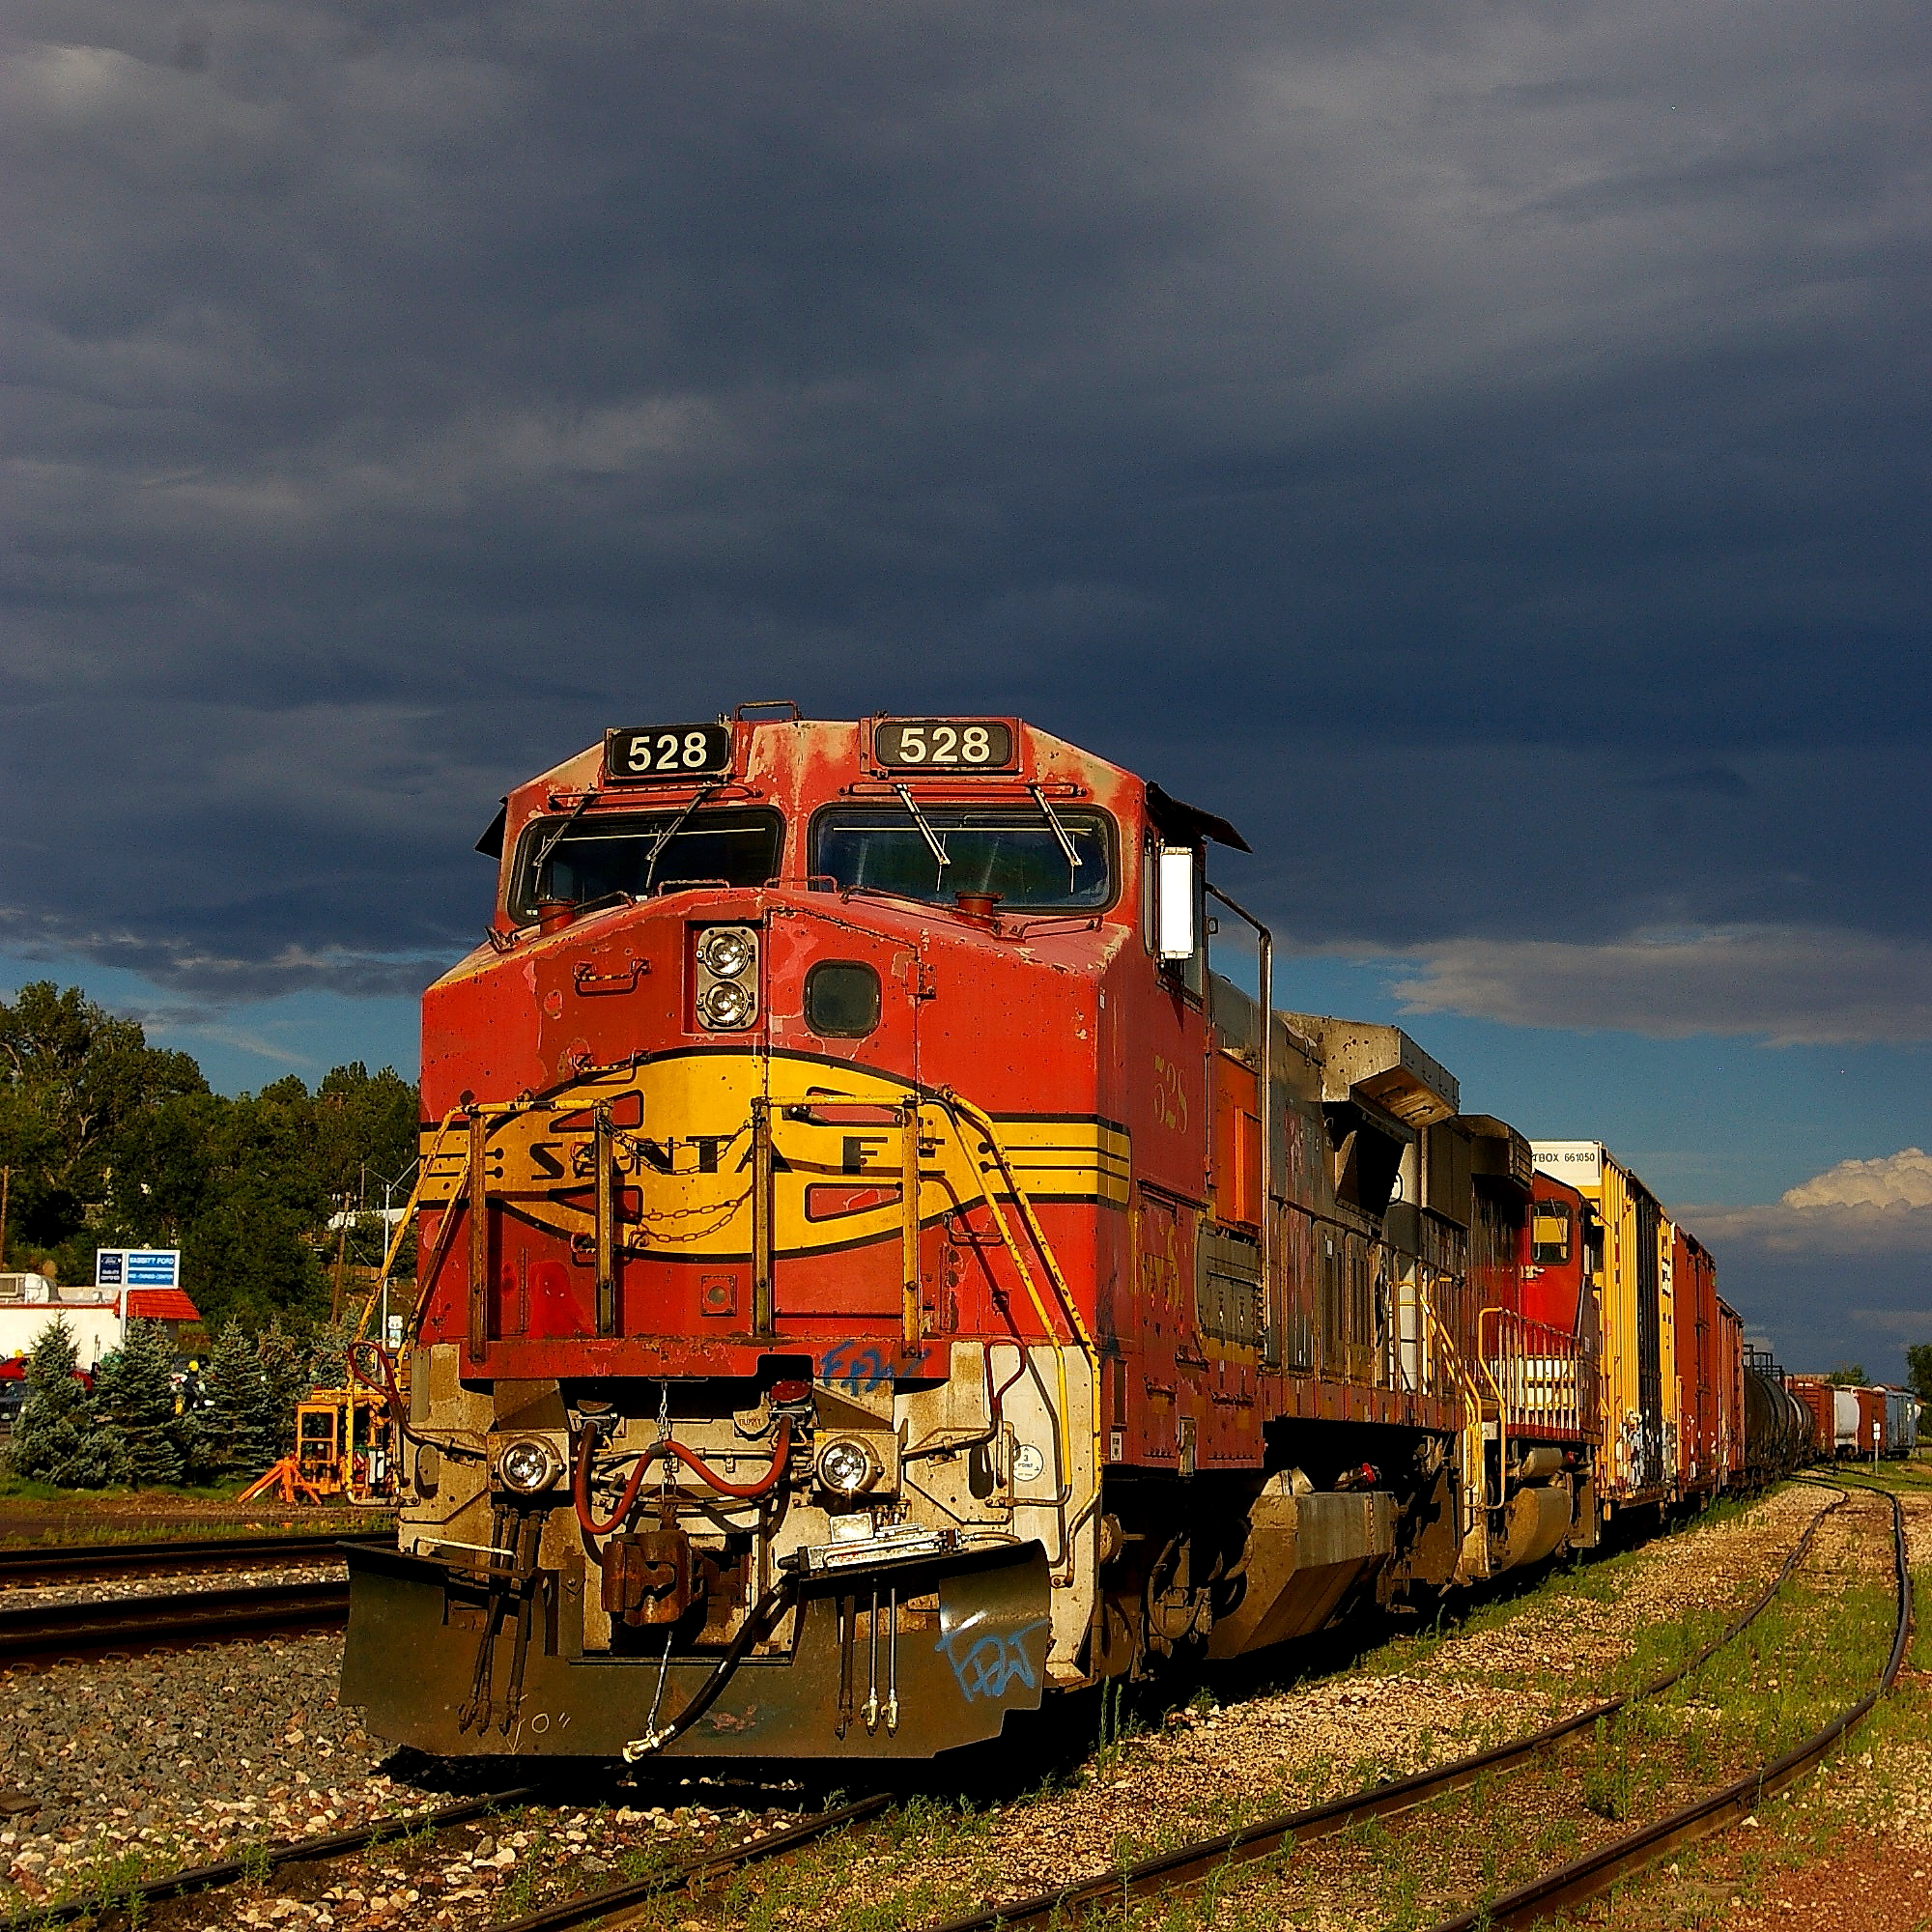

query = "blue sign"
[95,1249,181,1290]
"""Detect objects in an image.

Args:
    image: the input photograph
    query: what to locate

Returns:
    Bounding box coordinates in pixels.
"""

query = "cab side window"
[805,961,881,1037]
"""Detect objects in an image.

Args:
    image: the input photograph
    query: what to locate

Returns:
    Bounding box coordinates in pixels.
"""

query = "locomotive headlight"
[696,979,756,1029]
[696,927,756,978]
[816,1436,880,1496]
[497,1437,560,1494]
[693,923,760,1032]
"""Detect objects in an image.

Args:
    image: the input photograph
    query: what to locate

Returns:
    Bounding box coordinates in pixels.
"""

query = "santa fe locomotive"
[341,708,1810,1763]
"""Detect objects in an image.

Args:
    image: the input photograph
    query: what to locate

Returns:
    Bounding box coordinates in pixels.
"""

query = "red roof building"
[125,1288,201,1322]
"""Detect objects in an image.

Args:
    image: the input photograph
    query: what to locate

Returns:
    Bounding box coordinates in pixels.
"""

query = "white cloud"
[1391,925,1932,1046]
[1783,1148,1932,1211]
[1677,1148,1932,1256]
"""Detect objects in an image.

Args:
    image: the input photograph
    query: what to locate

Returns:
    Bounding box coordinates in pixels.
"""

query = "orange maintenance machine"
[341,709,1802,1766]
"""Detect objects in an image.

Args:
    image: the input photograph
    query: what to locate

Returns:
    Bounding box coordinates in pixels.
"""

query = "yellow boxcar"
[1531,1140,1674,1508]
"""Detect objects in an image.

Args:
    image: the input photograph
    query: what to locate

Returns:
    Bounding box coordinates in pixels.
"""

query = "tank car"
[339,711,1690,1766]
[1743,1349,1813,1482]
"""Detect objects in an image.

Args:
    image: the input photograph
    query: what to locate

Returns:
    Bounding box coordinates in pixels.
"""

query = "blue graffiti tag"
[935,1614,1052,1702]
[818,1340,928,1394]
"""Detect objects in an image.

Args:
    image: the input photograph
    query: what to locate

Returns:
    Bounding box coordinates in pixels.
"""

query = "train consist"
[342,710,1813,1764]
[1787,1377,1920,1460]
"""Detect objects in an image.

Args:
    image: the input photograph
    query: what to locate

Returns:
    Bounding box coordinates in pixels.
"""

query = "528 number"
[605,723,731,781]
[874,719,1013,770]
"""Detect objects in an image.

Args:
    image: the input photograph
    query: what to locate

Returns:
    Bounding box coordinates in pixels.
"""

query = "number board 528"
[605,723,733,781]
[872,719,1015,771]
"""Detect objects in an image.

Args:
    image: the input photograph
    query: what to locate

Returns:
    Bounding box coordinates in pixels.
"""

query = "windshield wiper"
[1030,782,1082,893]
[529,792,595,894]
[893,782,951,886]
[642,782,721,895]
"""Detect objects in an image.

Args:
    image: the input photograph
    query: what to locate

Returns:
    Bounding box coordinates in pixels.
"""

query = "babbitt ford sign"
[95,1249,182,1290]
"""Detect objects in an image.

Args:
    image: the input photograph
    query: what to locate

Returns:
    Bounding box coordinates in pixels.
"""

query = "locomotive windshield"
[511,807,781,919]
[813,807,1114,908]
[1531,1201,1574,1266]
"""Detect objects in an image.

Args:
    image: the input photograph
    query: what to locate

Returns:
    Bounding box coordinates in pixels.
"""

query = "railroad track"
[0,1577,352,1670]
[923,1482,1903,1932]
[0,1529,387,1588]
[0,1486,1891,1932]
[0,1783,889,1932]
[1413,1479,1911,1932]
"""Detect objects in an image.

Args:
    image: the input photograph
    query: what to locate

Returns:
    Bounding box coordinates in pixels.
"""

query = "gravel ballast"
[0,1484,1826,1928]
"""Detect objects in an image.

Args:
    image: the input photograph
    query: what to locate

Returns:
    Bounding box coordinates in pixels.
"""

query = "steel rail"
[0,1578,352,1668]
[0,1531,384,1588]
[921,1490,1845,1932]
[0,1784,548,1932]
[1416,1480,1911,1931]
[488,1794,894,1932]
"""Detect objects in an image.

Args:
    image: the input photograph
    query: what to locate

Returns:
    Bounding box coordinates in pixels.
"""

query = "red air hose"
[572,1416,794,1537]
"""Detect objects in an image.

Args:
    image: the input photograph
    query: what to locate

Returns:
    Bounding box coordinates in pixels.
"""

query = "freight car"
[1879,1386,1919,1457]
[342,710,1801,1766]
[1744,1350,1814,1484]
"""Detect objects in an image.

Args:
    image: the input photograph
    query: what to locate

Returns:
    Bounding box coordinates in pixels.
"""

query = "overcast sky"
[2,1,1927,1372]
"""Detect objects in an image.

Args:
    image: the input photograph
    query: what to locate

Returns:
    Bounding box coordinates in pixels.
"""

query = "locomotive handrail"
[1477,1305,1592,1438]
[355,1113,464,1337]
[929,1089,1101,1575]
[926,1095,1078,1504]
[933,1089,1098,1363]
[1414,1273,1501,1535]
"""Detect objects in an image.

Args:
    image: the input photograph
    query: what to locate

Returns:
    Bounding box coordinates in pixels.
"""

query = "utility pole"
[375,1157,420,1351]
[0,1166,9,1270]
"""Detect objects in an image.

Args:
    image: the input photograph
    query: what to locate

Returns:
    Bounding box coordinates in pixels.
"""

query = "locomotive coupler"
[602,1494,701,1626]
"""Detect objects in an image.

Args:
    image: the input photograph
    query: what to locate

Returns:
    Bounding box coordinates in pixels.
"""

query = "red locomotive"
[342,709,1807,1762]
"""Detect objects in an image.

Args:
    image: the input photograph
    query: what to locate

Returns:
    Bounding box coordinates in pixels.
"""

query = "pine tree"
[198,1320,270,1481]
[93,1320,185,1488]
[307,1319,353,1394]
[9,1318,112,1489]
[252,1318,307,1459]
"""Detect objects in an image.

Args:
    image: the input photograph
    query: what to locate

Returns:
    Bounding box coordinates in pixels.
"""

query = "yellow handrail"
[930,1089,1101,1540]
[359,1106,467,1345]
[1415,1273,1498,1518]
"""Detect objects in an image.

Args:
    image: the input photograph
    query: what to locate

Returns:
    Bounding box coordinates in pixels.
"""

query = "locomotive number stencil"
[1150,1053,1189,1132]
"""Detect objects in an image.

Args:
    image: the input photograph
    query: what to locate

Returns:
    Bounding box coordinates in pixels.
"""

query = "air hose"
[571,1415,794,1536]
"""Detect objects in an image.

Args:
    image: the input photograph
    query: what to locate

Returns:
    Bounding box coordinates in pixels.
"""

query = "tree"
[1825,1363,1869,1386]
[198,1320,270,1482]
[252,1319,308,1460]
[9,1319,112,1489]
[307,1319,355,1394]
[0,982,207,1278]
[1,984,419,1332]
[1905,1345,1932,1406]
[92,1321,185,1488]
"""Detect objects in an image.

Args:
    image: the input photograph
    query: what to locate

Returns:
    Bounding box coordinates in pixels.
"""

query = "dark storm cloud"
[1,0,1927,1018]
